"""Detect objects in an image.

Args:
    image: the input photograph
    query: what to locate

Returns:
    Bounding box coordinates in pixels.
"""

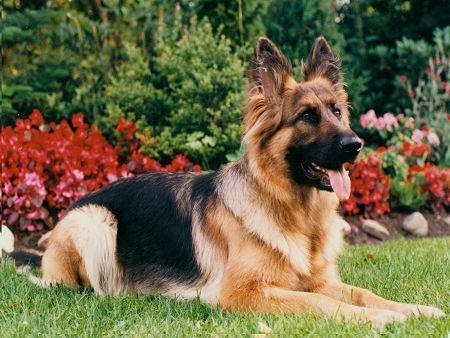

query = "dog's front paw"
[393,303,446,319]
[362,309,407,329]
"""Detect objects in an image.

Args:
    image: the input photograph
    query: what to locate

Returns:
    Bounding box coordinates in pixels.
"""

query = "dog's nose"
[339,136,362,155]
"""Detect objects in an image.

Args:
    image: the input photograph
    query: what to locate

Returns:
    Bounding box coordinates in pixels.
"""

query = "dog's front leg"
[315,282,445,319]
[220,286,407,328]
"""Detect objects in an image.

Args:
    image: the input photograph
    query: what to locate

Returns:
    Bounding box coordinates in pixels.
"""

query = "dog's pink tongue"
[327,167,351,201]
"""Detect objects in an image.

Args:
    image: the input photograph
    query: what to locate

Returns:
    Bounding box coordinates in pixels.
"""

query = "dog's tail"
[1,225,43,268]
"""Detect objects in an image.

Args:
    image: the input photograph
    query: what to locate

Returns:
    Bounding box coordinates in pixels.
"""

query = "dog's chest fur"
[218,172,343,290]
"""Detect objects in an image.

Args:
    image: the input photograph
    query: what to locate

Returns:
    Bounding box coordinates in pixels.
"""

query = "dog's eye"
[300,109,316,121]
[334,108,342,119]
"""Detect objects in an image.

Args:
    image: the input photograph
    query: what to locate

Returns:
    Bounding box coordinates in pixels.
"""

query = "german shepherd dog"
[10,37,444,328]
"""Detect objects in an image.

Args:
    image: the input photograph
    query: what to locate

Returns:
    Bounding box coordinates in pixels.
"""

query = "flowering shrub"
[344,107,449,217]
[398,52,450,166]
[359,109,442,165]
[409,164,450,212]
[1,110,199,232]
[360,110,401,133]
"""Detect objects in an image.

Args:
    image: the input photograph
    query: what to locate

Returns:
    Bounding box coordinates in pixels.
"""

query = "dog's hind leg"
[40,205,124,295]
[41,239,89,288]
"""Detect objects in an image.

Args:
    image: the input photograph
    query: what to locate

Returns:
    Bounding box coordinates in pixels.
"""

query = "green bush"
[398,27,450,166]
[337,0,450,115]
[192,0,268,49]
[380,151,426,211]
[1,3,158,124]
[102,16,246,168]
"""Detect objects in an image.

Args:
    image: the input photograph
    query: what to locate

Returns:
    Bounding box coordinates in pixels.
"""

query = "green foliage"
[265,0,345,63]
[102,16,246,167]
[337,0,450,115]
[390,176,427,211]
[102,45,155,136]
[1,1,160,124]
[151,17,245,167]
[192,0,268,49]
[381,151,426,210]
[398,27,450,166]
[380,151,409,182]
[2,0,449,169]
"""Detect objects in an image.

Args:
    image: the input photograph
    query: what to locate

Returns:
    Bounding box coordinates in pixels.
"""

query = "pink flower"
[3,181,14,195]
[24,172,40,187]
[13,195,27,207]
[107,173,118,182]
[383,113,398,131]
[399,76,407,83]
[374,118,386,130]
[72,169,85,181]
[427,132,440,145]
[27,224,37,232]
[360,109,377,128]
[27,210,41,220]
[412,129,426,143]
[367,154,381,166]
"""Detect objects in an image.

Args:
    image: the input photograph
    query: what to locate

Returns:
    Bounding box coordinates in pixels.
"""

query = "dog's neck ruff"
[218,161,338,276]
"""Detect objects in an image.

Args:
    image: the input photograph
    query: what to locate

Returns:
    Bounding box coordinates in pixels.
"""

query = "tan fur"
[41,205,124,295]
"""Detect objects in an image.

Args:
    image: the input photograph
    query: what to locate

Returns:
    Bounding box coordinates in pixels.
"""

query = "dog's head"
[244,37,362,201]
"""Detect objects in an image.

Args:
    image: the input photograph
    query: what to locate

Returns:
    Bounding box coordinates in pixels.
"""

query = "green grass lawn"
[1,238,449,337]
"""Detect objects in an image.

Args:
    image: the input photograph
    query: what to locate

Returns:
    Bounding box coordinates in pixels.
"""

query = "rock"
[444,215,450,226]
[0,225,15,253]
[402,212,428,237]
[361,219,390,240]
[334,218,351,234]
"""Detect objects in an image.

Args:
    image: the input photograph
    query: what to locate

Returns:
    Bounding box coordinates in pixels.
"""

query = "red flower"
[425,67,432,75]
[72,113,85,128]
[442,82,447,90]
[343,154,390,217]
[1,110,200,232]
[398,75,407,83]
[29,109,44,127]
[409,90,415,98]
[412,144,430,157]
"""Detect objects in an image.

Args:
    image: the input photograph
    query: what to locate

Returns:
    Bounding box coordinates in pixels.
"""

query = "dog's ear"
[249,37,293,101]
[303,37,341,84]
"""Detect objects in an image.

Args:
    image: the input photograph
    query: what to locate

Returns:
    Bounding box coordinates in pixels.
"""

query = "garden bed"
[344,211,450,245]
